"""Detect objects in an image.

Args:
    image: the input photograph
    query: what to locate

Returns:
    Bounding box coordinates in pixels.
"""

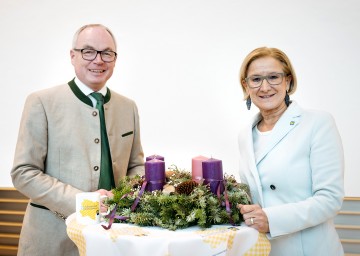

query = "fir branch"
[107,169,251,230]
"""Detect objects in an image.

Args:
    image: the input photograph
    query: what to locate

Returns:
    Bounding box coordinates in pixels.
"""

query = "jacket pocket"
[121,131,133,137]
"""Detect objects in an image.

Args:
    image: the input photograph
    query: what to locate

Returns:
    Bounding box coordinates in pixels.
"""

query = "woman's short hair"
[239,47,297,100]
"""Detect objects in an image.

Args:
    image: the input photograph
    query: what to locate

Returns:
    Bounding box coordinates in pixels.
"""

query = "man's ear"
[70,50,76,65]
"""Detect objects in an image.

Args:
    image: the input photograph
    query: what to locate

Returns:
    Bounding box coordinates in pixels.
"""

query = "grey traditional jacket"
[11,80,144,255]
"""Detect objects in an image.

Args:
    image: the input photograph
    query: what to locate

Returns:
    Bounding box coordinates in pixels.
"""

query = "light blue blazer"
[238,101,344,256]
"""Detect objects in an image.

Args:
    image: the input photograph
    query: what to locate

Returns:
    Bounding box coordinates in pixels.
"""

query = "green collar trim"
[68,78,111,106]
[104,88,111,103]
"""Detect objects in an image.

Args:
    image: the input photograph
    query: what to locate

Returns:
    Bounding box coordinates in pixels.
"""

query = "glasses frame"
[73,48,117,63]
[245,72,286,89]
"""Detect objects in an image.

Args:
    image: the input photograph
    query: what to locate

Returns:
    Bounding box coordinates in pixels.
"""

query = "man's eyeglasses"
[245,72,286,89]
[73,48,117,63]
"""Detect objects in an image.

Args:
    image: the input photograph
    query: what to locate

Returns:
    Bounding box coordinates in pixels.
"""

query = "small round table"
[66,213,270,256]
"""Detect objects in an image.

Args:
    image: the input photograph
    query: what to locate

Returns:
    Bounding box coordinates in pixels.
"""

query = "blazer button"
[92,111,98,116]
[270,184,276,190]
[94,138,100,144]
[94,166,99,171]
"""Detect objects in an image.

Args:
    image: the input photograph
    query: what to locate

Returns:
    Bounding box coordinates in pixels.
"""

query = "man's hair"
[72,24,117,50]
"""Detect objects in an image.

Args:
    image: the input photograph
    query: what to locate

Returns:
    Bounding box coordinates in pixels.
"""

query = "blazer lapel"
[255,102,302,165]
[240,102,303,206]
[242,113,265,205]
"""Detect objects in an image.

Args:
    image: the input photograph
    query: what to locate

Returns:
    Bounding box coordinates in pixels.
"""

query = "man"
[11,24,144,255]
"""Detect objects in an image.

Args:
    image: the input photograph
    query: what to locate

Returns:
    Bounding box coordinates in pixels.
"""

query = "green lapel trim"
[68,79,92,107]
[104,88,111,104]
[68,78,112,106]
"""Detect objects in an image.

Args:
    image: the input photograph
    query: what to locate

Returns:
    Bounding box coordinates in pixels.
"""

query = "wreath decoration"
[103,165,252,231]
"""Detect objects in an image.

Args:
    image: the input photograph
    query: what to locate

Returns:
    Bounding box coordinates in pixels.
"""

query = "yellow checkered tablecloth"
[107,225,150,242]
[66,217,87,256]
[195,227,270,255]
[195,227,237,249]
[244,233,271,256]
[66,213,270,256]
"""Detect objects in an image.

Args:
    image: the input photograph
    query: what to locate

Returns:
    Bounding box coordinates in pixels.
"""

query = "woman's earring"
[246,97,251,110]
[285,91,290,107]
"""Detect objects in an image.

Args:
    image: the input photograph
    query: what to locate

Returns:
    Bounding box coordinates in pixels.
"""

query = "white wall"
[1,0,359,196]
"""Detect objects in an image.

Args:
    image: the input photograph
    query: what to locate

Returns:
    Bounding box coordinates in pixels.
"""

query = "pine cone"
[175,180,198,195]
[131,179,144,189]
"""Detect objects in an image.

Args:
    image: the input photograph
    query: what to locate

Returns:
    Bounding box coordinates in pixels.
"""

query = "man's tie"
[91,92,115,190]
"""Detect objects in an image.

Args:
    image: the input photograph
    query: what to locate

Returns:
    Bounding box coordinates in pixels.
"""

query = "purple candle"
[146,154,165,161]
[145,159,165,191]
[202,158,224,194]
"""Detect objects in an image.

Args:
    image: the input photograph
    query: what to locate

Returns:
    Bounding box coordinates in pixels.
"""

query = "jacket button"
[270,184,276,190]
[94,138,100,143]
[94,166,99,171]
[92,111,98,116]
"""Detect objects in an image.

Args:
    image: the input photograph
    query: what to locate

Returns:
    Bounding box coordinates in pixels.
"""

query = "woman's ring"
[250,217,254,225]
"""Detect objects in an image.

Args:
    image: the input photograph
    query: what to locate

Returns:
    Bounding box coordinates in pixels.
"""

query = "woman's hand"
[238,204,270,233]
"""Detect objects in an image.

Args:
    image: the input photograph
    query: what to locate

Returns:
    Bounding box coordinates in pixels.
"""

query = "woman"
[237,47,344,256]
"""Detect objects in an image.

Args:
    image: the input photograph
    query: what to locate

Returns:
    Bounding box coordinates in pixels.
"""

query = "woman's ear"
[242,80,249,92]
[286,75,292,91]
